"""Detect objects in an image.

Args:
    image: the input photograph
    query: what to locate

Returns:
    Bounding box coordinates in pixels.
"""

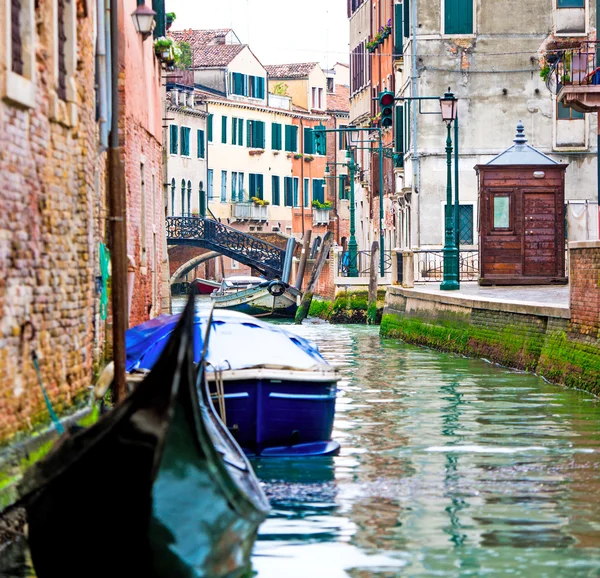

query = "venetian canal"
[247,319,600,577]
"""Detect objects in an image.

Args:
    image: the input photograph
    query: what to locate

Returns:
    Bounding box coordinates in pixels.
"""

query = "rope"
[31,351,65,435]
[99,242,110,321]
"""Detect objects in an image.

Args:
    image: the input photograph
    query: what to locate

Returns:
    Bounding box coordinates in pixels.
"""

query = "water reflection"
[251,321,600,577]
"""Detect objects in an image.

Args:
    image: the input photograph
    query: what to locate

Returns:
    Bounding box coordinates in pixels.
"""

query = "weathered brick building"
[0,0,106,439]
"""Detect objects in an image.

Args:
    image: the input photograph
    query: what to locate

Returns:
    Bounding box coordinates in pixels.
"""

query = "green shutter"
[239,118,244,145]
[221,116,227,144]
[445,0,473,34]
[247,120,252,147]
[291,126,298,152]
[403,0,410,38]
[394,105,404,168]
[394,3,403,56]
[558,0,584,6]
[170,125,178,154]
[232,117,237,145]
[197,129,205,158]
[304,127,314,154]
[271,176,280,206]
[257,174,264,199]
[207,114,213,142]
[271,123,281,150]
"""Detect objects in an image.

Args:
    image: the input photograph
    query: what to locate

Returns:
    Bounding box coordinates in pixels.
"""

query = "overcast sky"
[165,0,349,68]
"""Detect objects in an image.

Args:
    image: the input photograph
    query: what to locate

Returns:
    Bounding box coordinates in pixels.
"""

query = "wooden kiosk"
[476,122,568,286]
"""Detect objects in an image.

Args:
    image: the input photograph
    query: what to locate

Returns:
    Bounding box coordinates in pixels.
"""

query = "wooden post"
[367,241,379,325]
[294,231,333,324]
[294,230,312,290]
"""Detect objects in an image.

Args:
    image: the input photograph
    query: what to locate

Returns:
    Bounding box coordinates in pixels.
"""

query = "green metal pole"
[348,150,359,277]
[441,122,459,290]
[378,130,385,277]
[454,114,460,287]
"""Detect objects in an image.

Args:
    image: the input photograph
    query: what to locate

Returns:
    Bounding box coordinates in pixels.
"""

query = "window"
[171,178,176,215]
[249,174,264,199]
[169,125,178,154]
[207,114,213,142]
[285,125,298,152]
[272,176,281,206]
[303,178,310,207]
[339,175,349,200]
[231,171,238,202]
[313,179,325,204]
[558,0,584,6]
[444,0,474,35]
[56,0,76,102]
[197,129,205,158]
[187,180,192,215]
[557,101,585,119]
[404,0,410,38]
[492,196,510,230]
[221,115,228,144]
[231,72,246,96]
[293,177,299,207]
[395,105,404,167]
[221,170,227,202]
[180,126,191,156]
[339,126,348,150]
[232,117,238,145]
[272,123,282,150]
[284,177,294,207]
[318,88,324,109]
[238,173,245,201]
[312,87,317,109]
[394,2,404,57]
[180,179,186,215]
[249,76,265,99]
[304,127,315,154]
[207,169,214,199]
[238,118,244,145]
[247,120,266,148]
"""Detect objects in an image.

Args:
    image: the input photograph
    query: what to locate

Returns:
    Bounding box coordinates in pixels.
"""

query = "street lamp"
[343,149,360,277]
[131,0,156,40]
[439,89,459,291]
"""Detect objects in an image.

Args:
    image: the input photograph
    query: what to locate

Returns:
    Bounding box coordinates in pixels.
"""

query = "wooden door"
[523,192,557,277]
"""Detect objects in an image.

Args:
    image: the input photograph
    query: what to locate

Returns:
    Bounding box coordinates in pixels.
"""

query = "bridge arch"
[170,251,221,285]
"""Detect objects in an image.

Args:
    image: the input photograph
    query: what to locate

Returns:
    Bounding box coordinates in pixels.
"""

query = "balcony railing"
[313,208,331,226]
[546,41,600,98]
[338,251,393,277]
[232,202,269,222]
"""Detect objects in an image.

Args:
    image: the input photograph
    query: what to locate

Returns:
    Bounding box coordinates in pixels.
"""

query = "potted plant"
[154,37,174,61]
[381,19,392,39]
[166,12,176,30]
[293,153,303,160]
[304,155,314,162]
[312,200,332,210]
[248,149,265,156]
[366,39,378,53]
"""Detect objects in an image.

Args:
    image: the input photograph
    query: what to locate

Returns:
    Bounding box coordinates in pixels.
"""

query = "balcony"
[232,202,269,222]
[313,208,331,226]
[546,42,600,113]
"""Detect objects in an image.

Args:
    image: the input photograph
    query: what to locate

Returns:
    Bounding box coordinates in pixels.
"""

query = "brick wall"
[293,257,335,300]
[0,3,106,439]
[569,241,600,338]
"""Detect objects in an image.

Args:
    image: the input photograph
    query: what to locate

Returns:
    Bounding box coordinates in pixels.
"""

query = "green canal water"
[251,321,600,578]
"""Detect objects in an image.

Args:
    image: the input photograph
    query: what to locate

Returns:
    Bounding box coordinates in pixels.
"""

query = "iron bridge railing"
[414,250,479,282]
[166,216,285,278]
[339,250,393,277]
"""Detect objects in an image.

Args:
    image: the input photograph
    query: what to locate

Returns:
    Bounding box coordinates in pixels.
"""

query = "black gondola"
[17,295,270,578]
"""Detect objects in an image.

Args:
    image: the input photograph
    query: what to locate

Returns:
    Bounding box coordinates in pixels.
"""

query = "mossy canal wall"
[381,286,600,396]
[309,289,386,324]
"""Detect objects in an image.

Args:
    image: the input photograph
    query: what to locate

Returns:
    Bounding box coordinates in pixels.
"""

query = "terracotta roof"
[169,29,234,48]
[264,62,318,79]
[327,84,350,113]
[190,44,246,68]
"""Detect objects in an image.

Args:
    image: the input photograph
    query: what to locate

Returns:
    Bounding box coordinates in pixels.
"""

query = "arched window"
[171,178,176,216]
[187,180,192,215]
[181,179,186,216]
[199,181,205,216]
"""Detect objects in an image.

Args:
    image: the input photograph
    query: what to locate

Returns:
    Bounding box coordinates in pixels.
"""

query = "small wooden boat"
[18,295,270,578]
[126,309,341,458]
[193,277,221,294]
[210,275,301,318]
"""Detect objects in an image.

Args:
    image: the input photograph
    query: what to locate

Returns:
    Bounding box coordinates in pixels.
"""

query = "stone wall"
[0,2,106,440]
[382,287,600,396]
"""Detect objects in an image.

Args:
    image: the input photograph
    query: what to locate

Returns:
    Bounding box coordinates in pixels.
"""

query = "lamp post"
[440,88,459,291]
[346,149,359,277]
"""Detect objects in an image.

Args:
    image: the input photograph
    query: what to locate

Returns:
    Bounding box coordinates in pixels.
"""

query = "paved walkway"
[410,282,569,309]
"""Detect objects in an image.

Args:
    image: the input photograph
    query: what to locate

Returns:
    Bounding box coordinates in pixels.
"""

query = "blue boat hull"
[210,376,339,457]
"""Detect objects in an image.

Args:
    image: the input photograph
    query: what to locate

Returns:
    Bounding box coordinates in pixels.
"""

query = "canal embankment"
[381,279,600,396]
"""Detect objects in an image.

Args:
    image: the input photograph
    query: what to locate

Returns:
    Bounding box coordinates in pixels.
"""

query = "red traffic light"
[379,92,394,106]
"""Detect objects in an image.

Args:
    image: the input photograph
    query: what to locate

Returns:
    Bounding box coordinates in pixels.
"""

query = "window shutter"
[394,3,403,56]
[444,0,473,34]
[291,126,298,152]
[170,125,178,154]
[197,129,205,158]
[403,0,410,38]
[239,118,244,145]
[285,125,291,151]
[257,174,264,199]
[260,122,266,148]
[247,120,252,147]
[304,178,310,207]
[207,114,213,142]
[304,127,314,154]
[271,123,280,150]
[293,178,299,207]
[221,116,227,144]
[272,176,280,206]
[232,117,238,145]
[395,105,404,168]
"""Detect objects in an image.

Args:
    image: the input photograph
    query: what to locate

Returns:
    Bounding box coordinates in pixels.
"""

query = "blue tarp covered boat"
[126,309,340,457]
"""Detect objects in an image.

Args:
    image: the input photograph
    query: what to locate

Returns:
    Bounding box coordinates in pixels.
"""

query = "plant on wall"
[273,82,289,96]
[176,41,193,69]
[312,200,332,209]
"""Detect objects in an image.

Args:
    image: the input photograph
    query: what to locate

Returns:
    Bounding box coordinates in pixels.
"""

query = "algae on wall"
[309,290,386,324]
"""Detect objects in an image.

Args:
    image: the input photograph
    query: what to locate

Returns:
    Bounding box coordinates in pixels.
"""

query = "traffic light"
[378,91,394,128]
[314,124,326,155]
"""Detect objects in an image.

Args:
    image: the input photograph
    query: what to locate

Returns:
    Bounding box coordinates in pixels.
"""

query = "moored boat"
[18,296,270,578]
[126,309,340,458]
[193,277,221,294]
[210,275,301,318]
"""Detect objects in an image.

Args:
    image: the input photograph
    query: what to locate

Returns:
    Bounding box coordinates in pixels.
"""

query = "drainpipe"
[411,0,419,247]
[300,117,305,236]
[333,114,339,243]
[109,0,128,402]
